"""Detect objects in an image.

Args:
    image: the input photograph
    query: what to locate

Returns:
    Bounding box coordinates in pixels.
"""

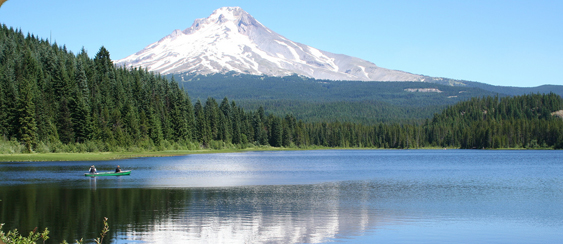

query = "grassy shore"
[0,145,382,162]
[1,146,549,162]
[0,146,301,162]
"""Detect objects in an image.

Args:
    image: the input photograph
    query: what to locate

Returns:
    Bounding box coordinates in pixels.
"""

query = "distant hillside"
[463,81,563,97]
[175,73,495,103]
[171,72,563,123]
[402,76,563,97]
[172,73,499,123]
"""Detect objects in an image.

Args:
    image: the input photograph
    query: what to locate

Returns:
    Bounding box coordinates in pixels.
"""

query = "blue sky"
[1,0,562,87]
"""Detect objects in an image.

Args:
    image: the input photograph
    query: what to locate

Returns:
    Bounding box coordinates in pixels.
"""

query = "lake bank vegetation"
[1,216,109,244]
[2,24,563,160]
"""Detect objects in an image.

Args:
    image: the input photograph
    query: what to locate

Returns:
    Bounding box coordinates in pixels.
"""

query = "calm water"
[1,150,562,243]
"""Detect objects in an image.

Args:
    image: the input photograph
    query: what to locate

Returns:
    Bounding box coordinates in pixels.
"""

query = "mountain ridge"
[115,7,426,82]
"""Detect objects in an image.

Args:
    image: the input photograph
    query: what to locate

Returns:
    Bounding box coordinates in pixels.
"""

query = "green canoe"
[84,170,131,177]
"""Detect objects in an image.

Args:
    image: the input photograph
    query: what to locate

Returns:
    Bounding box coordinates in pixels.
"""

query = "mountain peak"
[182,6,260,36]
[210,6,246,18]
[204,7,250,25]
[115,7,424,82]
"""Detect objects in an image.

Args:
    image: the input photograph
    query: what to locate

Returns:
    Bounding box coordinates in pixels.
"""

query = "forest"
[174,72,499,123]
[1,24,563,153]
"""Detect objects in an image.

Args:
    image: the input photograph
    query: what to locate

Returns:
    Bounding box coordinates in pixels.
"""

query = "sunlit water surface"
[1,150,562,243]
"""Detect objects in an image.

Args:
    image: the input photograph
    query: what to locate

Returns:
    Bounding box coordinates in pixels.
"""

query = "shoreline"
[0,147,302,162]
[0,146,554,162]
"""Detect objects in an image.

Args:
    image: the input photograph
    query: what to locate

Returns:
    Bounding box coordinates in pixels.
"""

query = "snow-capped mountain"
[115,7,425,82]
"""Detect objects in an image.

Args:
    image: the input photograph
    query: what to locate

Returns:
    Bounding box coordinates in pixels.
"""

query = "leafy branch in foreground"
[94,217,109,244]
[0,225,49,244]
[0,217,109,244]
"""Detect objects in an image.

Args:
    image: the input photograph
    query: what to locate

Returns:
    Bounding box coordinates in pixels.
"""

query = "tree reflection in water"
[0,182,396,243]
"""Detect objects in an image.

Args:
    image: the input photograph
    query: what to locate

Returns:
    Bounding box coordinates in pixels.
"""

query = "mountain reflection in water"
[1,181,399,243]
[122,183,388,243]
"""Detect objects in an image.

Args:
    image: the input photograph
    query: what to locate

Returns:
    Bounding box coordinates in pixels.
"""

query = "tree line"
[175,72,498,124]
[2,24,563,153]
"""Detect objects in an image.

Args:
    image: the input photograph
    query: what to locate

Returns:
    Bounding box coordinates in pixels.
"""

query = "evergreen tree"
[57,97,74,144]
[138,109,149,140]
[183,93,195,142]
[148,107,163,146]
[69,87,92,143]
[204,97,219,140]
[268,115,282,147]
[94,46,113,76]
[231,101,242,144]
[219,97,232,142]
[252,110,268,145]
[17,75,37,152]
[194,100,210,146]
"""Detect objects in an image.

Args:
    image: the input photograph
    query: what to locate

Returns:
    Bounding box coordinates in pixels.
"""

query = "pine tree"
[57,97,74,144]
[75,58,89,100]
[231,101,242,144]
[15,49,41,151]
[69,87,92,143]
[148,107,163,146]
[139,109,149,140]
[204,97,219,140]
[219,97,232,142]
[252,110,268,145]
[94,46,113,76]
[17,78,37,152]
[269,116,282,147]
[122,101,140,141]
[183,94,195,142]
[2,59,18,138]
[194,100,210,146]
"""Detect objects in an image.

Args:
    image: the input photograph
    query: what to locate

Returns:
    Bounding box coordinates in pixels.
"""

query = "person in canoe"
[115,165,122,173]
[89,165,97,174]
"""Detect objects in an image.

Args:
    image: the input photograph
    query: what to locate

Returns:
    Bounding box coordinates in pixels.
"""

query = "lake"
[1,150,562,243]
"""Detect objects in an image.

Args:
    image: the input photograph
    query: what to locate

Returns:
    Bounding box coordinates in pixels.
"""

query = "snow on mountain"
[115,7,425,82]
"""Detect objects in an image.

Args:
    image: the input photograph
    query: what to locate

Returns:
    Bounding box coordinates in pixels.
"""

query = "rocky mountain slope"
[115,7,425,82]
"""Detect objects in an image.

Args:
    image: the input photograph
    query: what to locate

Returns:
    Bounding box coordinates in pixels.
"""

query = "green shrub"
[0,217,109,244]
[0,139,25,154]
[34,142,50,153]
[0,224,50,244]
